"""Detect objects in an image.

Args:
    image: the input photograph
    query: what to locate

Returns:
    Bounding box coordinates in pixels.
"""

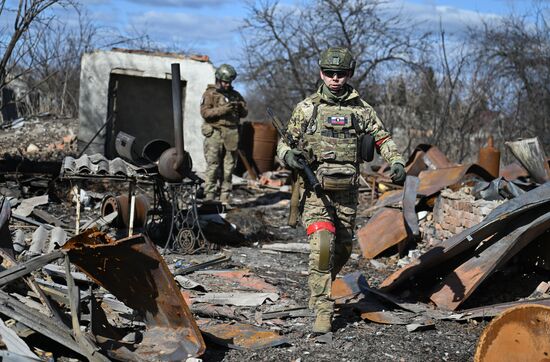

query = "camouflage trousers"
[202,125,239,197]
[301,187,358,317]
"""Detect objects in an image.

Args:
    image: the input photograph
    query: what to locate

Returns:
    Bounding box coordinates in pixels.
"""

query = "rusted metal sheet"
[474,304,550,362]
[374,164,494,210]
[403,176,420,238]
[196,269,278,293]
[429,209,550,310]
[63,230,205,359]
[417,164,493,197]
[332,272,363,300]
[405,144,455,176]
[100,194,149,228]
[198,321,288,350]
[500,162,529,181]
[358,207,408,259]
[506,137,550,184]
[333,272,414,324]
[380,182,550,292]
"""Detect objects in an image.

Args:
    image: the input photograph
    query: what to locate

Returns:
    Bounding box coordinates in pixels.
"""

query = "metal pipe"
[171,63,184,171]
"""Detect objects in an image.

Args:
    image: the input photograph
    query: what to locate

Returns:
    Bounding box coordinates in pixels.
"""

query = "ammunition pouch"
[359,133,375,162]
[315,163,358,191]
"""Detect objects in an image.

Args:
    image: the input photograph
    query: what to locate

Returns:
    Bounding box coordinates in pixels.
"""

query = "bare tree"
[0,0,76,121]
[240,0,427,121]
[470,5,550,155]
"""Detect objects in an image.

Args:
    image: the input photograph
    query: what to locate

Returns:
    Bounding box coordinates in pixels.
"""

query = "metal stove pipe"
[171,63,184,171]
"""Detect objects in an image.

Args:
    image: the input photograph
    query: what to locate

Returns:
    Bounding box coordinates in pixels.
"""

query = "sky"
[77,0,534,66]
[1,0,536,69]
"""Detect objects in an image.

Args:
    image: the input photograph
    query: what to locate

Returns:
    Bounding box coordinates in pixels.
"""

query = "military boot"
[312,312,332,334]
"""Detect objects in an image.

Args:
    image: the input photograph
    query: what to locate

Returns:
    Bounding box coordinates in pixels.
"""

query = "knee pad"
[308,221,335,272]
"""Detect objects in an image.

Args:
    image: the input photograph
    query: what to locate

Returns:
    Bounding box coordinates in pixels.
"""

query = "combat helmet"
[318,47,356,76]
[215,64,237,82]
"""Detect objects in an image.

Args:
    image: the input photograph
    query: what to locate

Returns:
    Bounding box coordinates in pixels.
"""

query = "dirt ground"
[200,196,487,362]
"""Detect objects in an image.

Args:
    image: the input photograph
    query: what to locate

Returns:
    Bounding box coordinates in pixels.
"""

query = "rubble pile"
[430,187,502,242]
[0,118,549,361]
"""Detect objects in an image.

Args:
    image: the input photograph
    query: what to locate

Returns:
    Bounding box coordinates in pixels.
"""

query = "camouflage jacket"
[200,84,247,127]
[277,85,404,168]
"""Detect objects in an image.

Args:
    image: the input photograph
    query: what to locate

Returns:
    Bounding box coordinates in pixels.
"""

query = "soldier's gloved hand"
[284,149,304,170]
[390,162,406,185]
[220,102,233,114]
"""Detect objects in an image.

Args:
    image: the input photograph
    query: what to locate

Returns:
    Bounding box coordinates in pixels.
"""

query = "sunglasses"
[322,69,348,78]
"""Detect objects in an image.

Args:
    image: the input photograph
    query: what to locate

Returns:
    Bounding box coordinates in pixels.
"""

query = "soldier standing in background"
[200,64,248,203]
[277,47,406,334]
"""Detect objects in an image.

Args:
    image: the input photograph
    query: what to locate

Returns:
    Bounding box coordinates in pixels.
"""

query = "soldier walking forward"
[200,64,248,203]
[277,47,406,333]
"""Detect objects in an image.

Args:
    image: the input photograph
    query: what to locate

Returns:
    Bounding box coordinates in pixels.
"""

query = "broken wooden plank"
[11,213,54,230]
[429,209,550,310]
[31,208,68,228]
[0,290,88,358]
[194,292,279,306]
[261,307,312,320]
[380,182,550,291]
[173,253,231,276]
[0,249,66,324]
[261,242,310,253]
[0,251,64,287]
[0,197,14,258]
[64,255,110,362]
[446,298,550,320]
[506,137,550,184]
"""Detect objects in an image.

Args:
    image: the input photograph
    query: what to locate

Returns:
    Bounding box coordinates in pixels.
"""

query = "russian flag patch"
[328,116,348,125]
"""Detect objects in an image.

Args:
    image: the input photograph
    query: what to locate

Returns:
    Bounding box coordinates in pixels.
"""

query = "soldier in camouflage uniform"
[277,47,406,334]
[200,64,248,203]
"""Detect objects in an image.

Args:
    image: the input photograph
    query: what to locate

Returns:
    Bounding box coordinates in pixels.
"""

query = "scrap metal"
[429,208,550,310]
[380,182,550,292]
[474,304,550,362]
[199,321,289,350]
[372,164,494,210]
[404,144,454,176]
[358,207,408,259]
[63,230,205,359]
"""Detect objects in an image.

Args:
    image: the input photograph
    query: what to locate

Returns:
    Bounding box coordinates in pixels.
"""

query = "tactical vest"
[303,101,361,191]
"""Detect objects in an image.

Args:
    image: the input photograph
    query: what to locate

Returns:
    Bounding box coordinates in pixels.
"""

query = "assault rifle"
[267,107,322,195]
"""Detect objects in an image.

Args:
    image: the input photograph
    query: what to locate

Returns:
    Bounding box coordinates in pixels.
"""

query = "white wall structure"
[78,49,215,173]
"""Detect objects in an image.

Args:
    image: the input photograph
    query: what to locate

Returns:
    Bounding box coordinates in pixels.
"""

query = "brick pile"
[427,187,503,242]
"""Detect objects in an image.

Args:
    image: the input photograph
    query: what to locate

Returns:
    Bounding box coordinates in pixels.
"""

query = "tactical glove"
[390,162,406,184]
[219,102,234,115]
[284,149,304,170]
